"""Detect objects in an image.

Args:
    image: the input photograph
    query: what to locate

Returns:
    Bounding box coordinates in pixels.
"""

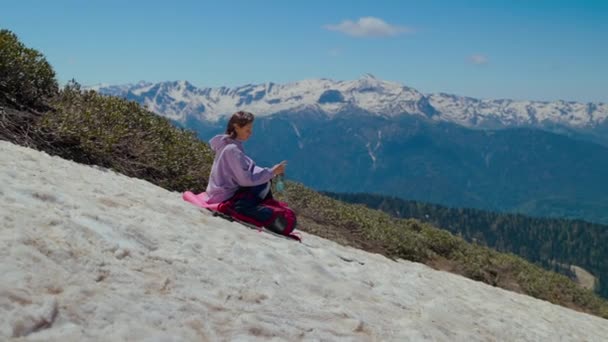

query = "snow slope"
[1,140,607,341]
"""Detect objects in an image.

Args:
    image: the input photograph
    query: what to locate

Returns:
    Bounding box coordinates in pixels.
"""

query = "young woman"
[206,111,291,233]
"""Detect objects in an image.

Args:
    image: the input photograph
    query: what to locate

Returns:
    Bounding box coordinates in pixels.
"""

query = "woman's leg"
[231,182,295,235]
[232,183,273,223]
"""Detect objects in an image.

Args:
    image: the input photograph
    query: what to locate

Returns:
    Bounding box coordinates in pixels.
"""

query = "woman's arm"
[224,146,274,186]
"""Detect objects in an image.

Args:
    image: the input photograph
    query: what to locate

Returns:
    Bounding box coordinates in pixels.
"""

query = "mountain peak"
[136,80,151,87]
[360,73,378,80]
[91,77,608,128]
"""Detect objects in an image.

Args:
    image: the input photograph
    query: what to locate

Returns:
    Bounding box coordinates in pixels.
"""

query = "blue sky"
[3,0,607,102]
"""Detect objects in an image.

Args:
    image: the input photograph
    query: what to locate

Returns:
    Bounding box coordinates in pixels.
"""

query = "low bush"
[37,82,213,191]
[0,30,58,110]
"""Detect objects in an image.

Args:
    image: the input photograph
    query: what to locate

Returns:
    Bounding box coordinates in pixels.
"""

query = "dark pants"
[232,183,289,234]
[233,183,274,223]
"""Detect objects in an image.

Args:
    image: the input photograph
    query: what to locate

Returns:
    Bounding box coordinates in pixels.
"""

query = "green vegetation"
[0,30,58,110]
[37,82,214,192]
[2,28,608,319]
[325,192,608,298]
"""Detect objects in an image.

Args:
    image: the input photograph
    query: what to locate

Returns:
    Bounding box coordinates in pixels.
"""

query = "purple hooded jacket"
[205,134,274,204]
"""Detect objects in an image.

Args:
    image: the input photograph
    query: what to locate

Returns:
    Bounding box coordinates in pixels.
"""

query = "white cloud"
[469,54,489,65]
[324,17,412,38]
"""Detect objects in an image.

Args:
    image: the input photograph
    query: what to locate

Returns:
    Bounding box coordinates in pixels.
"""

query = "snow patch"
[1,140,608,340]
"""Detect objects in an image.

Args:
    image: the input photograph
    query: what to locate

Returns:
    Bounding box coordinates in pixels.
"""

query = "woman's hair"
[225,111,255,138]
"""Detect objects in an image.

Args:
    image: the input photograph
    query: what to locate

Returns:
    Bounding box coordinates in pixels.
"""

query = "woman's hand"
[271,160,287,176]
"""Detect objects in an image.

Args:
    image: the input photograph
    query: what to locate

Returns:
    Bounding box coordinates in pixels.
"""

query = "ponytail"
[225,111,255,138]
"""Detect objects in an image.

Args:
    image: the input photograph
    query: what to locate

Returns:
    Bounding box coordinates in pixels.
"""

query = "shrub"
[37,81,213,191]
[0,30,58,110]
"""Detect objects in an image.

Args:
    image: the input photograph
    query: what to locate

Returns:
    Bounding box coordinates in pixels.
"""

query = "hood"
[209,134,242,153]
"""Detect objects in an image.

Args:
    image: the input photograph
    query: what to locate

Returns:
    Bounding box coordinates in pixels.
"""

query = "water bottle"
[275,174,285,193]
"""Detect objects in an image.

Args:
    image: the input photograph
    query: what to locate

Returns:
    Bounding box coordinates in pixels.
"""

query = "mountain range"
[91,74,608,145]
[92,76,608,224]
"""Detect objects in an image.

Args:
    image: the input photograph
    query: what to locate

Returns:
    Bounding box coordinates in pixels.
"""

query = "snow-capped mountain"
[90,74,608,129]
[87,76,608,225]
[428,93,608,129]
[92,74,436,123]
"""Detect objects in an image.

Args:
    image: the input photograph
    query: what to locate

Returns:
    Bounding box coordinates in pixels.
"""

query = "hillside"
[2,140,608,341]
[218,113,608,225]
[96,79,608,224]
